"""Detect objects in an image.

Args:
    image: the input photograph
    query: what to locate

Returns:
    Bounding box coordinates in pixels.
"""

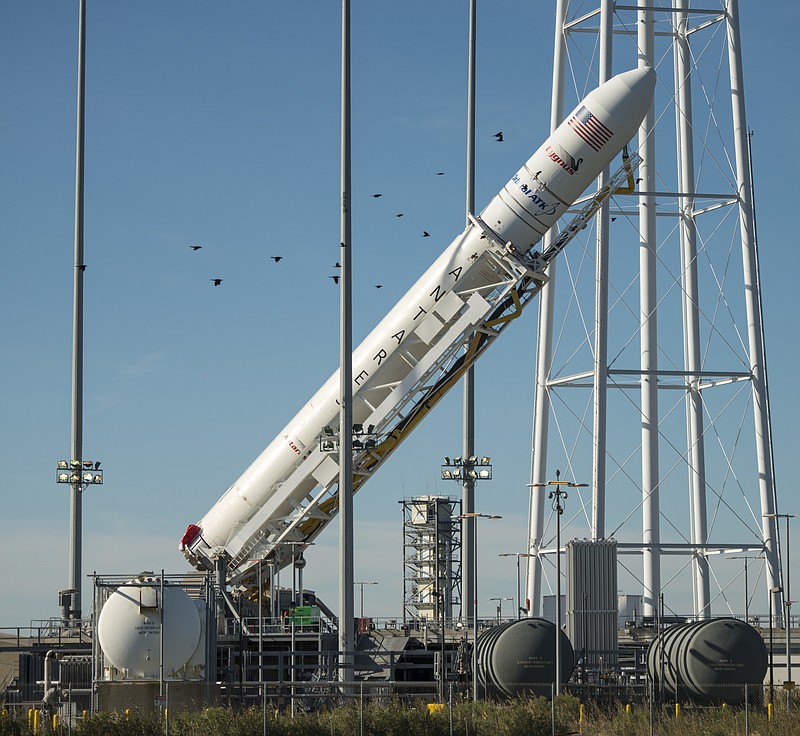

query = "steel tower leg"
[725,0,782,615]
[674,0,711,618]
[525,0,568,618]
[590,0,614,540]
[638,2,661,620]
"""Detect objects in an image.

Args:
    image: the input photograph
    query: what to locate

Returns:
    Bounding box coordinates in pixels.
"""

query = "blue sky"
[1,2,798,626]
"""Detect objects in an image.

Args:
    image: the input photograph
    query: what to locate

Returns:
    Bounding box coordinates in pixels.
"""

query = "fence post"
[744,683,749,736]
[449,683,453,736]
[262,681,267,736]
[359,680,364,736]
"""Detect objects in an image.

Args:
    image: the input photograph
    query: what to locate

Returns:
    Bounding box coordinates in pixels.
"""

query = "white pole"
[638,0,661,620]
[725,0,782,613]
[338,0,355,686]
[526,0,568,618]
[674,0,710,618]
[591,0,613,540]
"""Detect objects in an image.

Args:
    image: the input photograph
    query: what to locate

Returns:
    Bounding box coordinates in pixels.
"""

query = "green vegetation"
[2,696,800,736]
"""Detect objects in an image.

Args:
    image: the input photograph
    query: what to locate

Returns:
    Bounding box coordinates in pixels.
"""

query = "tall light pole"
[765,512,795,689]
[530,470,587,696]
[457,512,501,701]
[442,455,492,631]
[499,553,534,618]
[489,597,513,623]
[354,581,378,619]
[729,555,764,621]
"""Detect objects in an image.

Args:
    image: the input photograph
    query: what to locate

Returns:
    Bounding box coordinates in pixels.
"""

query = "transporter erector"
[180,66,656,589]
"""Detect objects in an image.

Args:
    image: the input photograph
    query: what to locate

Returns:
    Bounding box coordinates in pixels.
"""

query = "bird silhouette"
[190,245,202,251]
[271,256,283,262]
[375,284,383,289]
[422,231,430,237]
[211,279,222,286]
[493,131,504,142]
[334,262,341,268]
[330,275,340,284]
[436,172,445,176]
[371,193,382,198]
[396,213,404,218]
[611,217,617,222]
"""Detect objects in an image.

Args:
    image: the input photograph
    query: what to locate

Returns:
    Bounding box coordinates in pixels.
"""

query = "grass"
[2,695,800,735]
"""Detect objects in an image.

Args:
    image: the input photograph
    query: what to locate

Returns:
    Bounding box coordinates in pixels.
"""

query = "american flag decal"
[568,105,613,151]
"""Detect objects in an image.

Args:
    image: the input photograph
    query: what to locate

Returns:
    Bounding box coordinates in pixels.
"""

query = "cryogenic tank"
[476,618,574,699]
[646,618,767,704]
[97,575,202,679]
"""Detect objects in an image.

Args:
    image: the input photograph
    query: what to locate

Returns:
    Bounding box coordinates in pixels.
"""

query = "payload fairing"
[180,66,656,584]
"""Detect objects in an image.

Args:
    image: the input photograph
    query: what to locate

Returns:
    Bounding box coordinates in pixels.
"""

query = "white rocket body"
[181,67,656,575]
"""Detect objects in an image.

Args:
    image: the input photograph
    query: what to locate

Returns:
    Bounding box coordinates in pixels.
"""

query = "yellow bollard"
[32,709,39,731]
[82,710,88,719]
[675,702,680,718]
[626,703,632,715]
[426,703,445,714]
[28,709,34,730]
[53,713,59,730]
[768,702,773,721]
[579,703,584,728]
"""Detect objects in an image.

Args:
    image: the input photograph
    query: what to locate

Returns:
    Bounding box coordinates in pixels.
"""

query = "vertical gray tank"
[476,618,574,699]
[646,618,767,704]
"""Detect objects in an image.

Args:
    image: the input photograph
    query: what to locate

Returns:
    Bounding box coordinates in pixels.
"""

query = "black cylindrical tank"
[646,617,767,704]
[475,618,574,699]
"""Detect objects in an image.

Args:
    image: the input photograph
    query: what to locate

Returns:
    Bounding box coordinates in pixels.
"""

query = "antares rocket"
[181,66,656,584]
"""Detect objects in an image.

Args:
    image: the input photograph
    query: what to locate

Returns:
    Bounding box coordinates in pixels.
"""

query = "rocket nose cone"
[613,65,656,117]
[588,66,656,141]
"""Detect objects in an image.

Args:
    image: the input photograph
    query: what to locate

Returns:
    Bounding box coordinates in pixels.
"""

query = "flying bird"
[371,193,382,198]
[271,256,283,262]
[330,275,340,284]
[396,213,404,218]
[334,262,341,268]
[374,284,383,289]
[422,231,430,238]
[493,131,504,142]
[436,172,445,176]
[189,245,202,251]
[211,279,222,286]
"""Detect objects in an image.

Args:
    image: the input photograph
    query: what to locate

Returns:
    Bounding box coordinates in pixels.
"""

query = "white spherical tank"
[97,576,201,678]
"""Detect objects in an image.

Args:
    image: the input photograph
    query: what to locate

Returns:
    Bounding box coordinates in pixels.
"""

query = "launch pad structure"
[524,0,783,627]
